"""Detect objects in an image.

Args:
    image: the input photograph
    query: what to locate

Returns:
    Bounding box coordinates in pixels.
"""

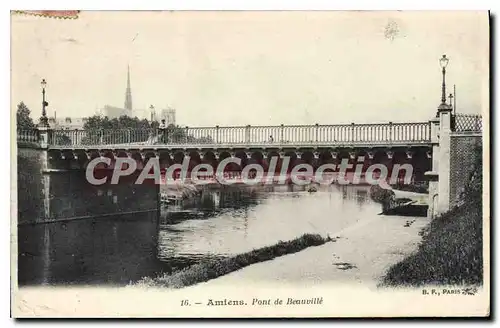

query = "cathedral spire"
[124,65,133,111]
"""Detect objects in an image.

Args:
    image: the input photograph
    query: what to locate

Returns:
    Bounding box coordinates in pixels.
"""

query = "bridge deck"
[46,140,433,150]
[18,116,483,151]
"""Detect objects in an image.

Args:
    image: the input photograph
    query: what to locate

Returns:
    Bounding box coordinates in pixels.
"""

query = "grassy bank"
[383,146,483,287]
[382,203,482,286]
[138,233,332,288]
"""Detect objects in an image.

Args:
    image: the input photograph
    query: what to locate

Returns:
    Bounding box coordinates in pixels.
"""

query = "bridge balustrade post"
[245,125,251,144]
[36,124,53,149]
[280,124,284,143]
[315,123,319,142]
[216,125,219,144]
[350,123,355,142]
[425,101,453,218]
[425,116,440,218]
[436,107,453,214]
[388,122,393,143]
[34,124,53,178]
[185,126,189,144]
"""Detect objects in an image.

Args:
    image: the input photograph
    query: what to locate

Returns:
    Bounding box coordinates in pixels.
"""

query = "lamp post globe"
[438,55,452,113]
[439,54,449,70]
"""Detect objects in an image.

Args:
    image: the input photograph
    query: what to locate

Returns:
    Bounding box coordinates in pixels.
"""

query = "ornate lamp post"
[438,55,452,113]
[38,79,49,126]
[150,104,156,122]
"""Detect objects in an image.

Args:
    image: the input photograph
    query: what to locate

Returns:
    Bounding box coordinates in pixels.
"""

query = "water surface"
[18,173,386,286]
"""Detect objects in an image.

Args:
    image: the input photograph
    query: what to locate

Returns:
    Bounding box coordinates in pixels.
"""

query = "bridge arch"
[129,151,144,170]
[337,149,351,161]
[234,150,248,170]
[218,151,232,161]
[143,151,158,163]
[187,151,202,170]
[158,151,172,169]
[300,150,315,166]
[250,151,264,162]
[218,151,239,172]
[266,150,281,173]
[318,150,333,165]
[372,149,388,164]
[47,150,67,169]
[282,151,298,172]
[411,147,432,182]
[202,151,218,167]
[172,151,185,164]
[73,150,89,168]
[114,150,129,158]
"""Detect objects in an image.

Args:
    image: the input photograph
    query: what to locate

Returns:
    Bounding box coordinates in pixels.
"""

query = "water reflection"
[19,174,381,286]
[158,184,379,259]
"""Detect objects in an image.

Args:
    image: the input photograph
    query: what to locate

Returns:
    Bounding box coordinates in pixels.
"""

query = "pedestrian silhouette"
[269,135,274,143]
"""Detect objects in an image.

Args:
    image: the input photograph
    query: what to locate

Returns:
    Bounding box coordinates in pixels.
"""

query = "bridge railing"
[184,122,431,145]
[453,114,482,133]
[17,129,39,145]
[16,128,40,148]
[50,128,157,146]
[45,122,431,148]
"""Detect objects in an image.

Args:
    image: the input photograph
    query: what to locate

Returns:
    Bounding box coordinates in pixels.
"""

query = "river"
[17,172,386,287]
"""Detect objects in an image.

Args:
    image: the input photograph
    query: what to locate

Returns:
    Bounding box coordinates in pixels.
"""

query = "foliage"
[83,115,151,131]
[156,124,213,144]
[53,131,72,146]
[82,115,213,145]
[81,115,154,145]
[16,102,35,130]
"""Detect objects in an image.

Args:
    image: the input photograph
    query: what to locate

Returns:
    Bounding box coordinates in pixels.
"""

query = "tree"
[81,115,156,145]
[16,102,35,130]
[81,115,214,145]
[158,124,213,144]
[53,131,72,146]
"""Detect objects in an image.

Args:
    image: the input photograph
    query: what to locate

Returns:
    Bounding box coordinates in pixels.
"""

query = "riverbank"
[137,234,332,288]
[382,201,483,287]
[160,182,201,200]
[383,146,483,287]
[182,213,430,288]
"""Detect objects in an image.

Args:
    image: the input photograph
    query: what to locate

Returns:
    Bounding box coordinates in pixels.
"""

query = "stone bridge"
[19,121,433,173]
[17,112,483,219]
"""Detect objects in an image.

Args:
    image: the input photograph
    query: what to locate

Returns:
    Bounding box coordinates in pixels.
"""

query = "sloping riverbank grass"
[382,202,482,286]
[383,145,483,287]
[138,233,333,288]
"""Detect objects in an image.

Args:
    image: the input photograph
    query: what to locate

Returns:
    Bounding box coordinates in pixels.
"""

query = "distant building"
[102,66,134,119]
[48,116,87,130]
[160,108,176,126]
[103,105,130,119]
[124,65,133,112]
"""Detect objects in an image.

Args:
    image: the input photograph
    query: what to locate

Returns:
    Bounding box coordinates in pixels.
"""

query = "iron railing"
[50,128,157,146]
[44,122,431,148]
[453,114,482,133]
[17,129,39,144]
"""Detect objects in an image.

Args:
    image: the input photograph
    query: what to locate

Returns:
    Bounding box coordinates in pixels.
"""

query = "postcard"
[11,10,489,318]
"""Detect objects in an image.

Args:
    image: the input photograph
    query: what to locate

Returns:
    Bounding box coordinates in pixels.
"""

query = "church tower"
[124,65,133,112]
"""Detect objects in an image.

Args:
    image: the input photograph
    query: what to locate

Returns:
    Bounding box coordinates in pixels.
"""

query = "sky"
[11,11,488,127]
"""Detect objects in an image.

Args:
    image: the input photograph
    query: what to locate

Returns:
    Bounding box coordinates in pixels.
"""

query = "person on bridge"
[269,135,274,143]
